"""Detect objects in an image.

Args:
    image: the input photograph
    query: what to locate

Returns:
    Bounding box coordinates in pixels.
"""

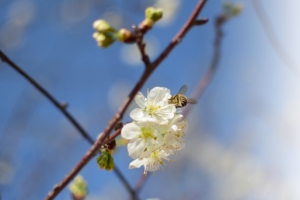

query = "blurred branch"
[44,0,207,199]
[134,9,234,195]
[0,50,137,199]
[193,18,209,26]
[0,50,94,144]
[183,14,228,116]
[251,0,300,76]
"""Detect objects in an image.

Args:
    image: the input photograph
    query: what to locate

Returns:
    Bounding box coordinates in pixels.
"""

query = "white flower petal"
[148,87,170,104]
[129,158,145,169]
[127,138,145,158]
[161,104,176,113]
[157,104,176,120]
[121,122,140,140]
[135,92,147,108]
[130,108,145,121]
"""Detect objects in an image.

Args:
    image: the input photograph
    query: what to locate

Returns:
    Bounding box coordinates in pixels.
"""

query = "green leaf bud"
[139,7,163,32]
[96,152,109,169]
[92,32,116,48]
[145,7,163,22]
[139,19,154,31]
[231,4,243,16]
[223,2,243,17]
[117,29,135,43]
[105,153,115,171]
[68,175,87,200]
[96,151,115,171]
[93,19,116,33]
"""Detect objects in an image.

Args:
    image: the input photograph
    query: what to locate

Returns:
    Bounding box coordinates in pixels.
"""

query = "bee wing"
[187,98,198,104]
[177,85,188,95]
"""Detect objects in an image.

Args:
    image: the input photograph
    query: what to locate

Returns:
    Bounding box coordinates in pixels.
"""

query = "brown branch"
[0,50,137,199]
[193,18,209,26]
[251,0,300,77]
[134,12,229,195]
[133,25,151,67]
[152,1,206,68]
[44,0,207,199]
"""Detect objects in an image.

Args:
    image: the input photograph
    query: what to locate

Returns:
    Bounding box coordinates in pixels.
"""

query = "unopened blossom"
[129,150,170,174]
[130,87,176,123]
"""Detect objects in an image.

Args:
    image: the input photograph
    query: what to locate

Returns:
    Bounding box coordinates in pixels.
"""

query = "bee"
[168,85,198,108]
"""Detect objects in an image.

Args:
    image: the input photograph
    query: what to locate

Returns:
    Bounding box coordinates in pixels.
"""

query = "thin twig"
[0,50,138,199]
[183,14,228,116]
[133,25,151,66]
[44,0,207,199]
[193,18,209,26]
[134,12,229,194]
[251,0,300,77]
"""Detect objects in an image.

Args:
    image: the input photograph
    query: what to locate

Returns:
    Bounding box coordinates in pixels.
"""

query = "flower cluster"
[121,87,188,174]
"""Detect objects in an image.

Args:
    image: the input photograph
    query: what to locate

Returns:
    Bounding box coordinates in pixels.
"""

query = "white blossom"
[129,150,171,174]
[122,86,189,173]
[130,87,176,123]
[121,121,163,158]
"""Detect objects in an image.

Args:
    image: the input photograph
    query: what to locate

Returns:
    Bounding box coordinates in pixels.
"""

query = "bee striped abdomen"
[179,95,187,108]
[169,85,197,108]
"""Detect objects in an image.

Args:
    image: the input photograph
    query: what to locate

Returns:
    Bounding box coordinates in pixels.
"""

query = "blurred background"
[1,0,300,199]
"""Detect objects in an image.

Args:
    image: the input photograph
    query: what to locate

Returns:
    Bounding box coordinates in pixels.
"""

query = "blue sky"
[1,0,300,199]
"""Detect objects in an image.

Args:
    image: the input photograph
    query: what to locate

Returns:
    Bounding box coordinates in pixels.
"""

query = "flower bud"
[223,2,243,17]
[231,4,243,16]
[139,7,163,32]
[117,29,136,43]
[105,153,115,171]
[96,151,115,171]
[69,175,87,200]
[97,152,109,169]
[145,7,163,22]
[93,19,116,33]
[139,19,154,32]
[92,32,116,48]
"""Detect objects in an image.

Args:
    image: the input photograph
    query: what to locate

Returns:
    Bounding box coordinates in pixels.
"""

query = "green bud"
[145,7,163,22]
[97,152,109,169]
[92,32,116,48]
[223,2,243,17]
[231,4,243,16]
[105,153,115,171]
[139,19,154,31]
[93,19,116,33]
[68,175,87,200]
[96,151,115,171]
[117,29,135,43]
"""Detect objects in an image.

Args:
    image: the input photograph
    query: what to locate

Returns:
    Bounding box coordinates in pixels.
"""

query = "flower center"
[150,151,163,164]
[140,127,155,140]
[145,103,161,116]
